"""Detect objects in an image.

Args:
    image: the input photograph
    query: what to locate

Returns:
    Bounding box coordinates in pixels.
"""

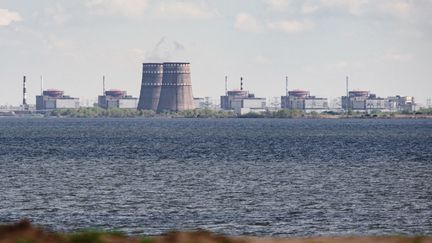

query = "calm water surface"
[0,118,431,236]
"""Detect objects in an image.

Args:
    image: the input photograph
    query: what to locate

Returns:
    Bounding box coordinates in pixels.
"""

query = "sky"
[1,0,431,106]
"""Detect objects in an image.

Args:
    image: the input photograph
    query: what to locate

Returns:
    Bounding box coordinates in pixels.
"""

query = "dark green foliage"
[66,229,127,243]
[418,108,432,115]
[139,237,155,243]
[179,109,236,118]
[49,108,156,118]
[47,107,432,119]
[48,108,235,118]
[14,238,34,243]
[412,236,424,243]
[322,110,341,115]
[272,109,303,118]
[67,231,104,243]
[309,111,319,118]
[105,230,126,238]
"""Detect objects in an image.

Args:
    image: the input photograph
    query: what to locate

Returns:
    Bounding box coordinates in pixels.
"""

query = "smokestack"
[240,77,243,91]
[346,76,349,98]
[40,76,43,95]
[346,76,349,112]
[225,76,228,95]
[103,75,106,95]
[285,76,288,96]
[23,76,28,109]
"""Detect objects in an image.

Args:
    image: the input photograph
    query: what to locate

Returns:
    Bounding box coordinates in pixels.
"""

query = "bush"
[273,109,303,118]
[418,108,432,115]
[47,108,237,118]
[239,112,265,118]
[178,109,236,118]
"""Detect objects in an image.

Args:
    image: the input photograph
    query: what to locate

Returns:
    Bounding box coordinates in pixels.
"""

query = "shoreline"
[2,107,432,119]
[1,114,432,119]
[1,220,431,243]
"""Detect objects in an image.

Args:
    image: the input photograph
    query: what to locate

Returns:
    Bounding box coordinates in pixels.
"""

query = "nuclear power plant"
[138,62,194,112]
[3,71,424,116]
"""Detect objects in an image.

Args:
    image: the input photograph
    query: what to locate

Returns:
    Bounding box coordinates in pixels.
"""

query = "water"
[0,118,431,236]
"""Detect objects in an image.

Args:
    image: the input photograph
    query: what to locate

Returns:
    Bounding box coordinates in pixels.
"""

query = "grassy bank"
[1,220,431,243]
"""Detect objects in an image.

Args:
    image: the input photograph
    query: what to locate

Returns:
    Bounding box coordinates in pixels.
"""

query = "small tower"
[23,76,28,110]
[225,76,228,95]
[103,75,106,95]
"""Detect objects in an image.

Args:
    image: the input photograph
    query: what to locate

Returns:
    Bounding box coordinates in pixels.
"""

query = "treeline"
[177,109,236,118]
[239,109,305,118]
[47,108,308,119]
[417,108,432,115]
[46,107,432,119]
[49,108,156,118]
[48,107,236,118]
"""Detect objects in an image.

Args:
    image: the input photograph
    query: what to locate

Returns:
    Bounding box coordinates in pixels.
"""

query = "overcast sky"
[1,0,431,106]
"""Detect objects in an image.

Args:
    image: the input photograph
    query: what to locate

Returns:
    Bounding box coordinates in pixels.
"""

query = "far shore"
[1,113,432,119]
[1,107,432,119]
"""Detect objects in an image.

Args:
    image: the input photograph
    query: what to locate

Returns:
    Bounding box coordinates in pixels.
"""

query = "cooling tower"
[138,63,163,111]
[157,62,194,112]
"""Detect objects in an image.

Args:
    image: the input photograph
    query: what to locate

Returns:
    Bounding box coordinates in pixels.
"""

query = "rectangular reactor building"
[36,90,80,111]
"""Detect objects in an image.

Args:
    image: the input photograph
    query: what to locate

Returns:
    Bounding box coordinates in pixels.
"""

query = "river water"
[0,118,431,236]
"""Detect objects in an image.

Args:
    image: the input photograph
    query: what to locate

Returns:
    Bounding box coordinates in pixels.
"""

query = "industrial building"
[220,78,266,115]
[194,97,218,109]
[138,63,163,111]
[36,90,80,111]
[342,91,415,112]
[138,62,194,112]
[387,96,416,112]
[281,90,329,112]
[193,97,207,109]
[98,90,138,109]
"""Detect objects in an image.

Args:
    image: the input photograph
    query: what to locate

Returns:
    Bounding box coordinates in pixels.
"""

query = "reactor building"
[138,62,194,112]
[342,90,415,112]
[281,90,329,112]
[98,89,138,109]
[220,77,267,115]
[36,89,80,111]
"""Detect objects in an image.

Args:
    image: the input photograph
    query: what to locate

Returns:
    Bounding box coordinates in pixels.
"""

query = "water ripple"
[0,118,431,236]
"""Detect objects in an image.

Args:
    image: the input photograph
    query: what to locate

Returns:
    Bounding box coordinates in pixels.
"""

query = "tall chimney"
[225,76,228,95]
[40,76,43,95]
[346,76,349,112]
[346,76,349,98]
[23,76,28,109]
[103,75,106,95]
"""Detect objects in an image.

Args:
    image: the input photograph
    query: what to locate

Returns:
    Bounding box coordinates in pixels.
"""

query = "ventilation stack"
[23,76,28,110]
[157,62,194,112]
[138,63,163,111]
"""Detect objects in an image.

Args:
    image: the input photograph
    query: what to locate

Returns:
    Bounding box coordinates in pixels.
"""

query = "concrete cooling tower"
[157,62,194,112]
[138,63,163,111]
